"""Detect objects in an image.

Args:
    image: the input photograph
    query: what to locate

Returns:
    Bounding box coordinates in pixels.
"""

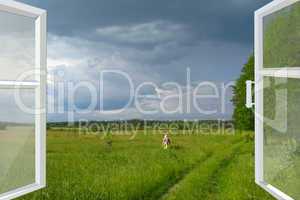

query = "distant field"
[0,126,35,194]
[17,130,274,200]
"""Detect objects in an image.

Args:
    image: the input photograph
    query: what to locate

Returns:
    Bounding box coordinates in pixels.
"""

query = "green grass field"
[16,130,274,200]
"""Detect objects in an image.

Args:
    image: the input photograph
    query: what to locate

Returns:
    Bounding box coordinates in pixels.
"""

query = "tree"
[263,2,300,153]
[232,55,254,131]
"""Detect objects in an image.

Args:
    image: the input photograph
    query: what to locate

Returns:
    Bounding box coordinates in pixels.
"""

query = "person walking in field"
[162,134,171,149]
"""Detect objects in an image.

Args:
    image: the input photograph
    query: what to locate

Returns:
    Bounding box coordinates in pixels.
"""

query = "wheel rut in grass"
[158,141,243,200]
[202,144,243,199]
[141,152,213,200]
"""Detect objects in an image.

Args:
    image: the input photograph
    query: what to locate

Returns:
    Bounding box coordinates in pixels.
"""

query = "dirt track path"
[158,142,242,200]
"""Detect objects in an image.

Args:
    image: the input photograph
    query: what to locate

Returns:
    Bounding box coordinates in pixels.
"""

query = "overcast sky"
[16,0,272,122]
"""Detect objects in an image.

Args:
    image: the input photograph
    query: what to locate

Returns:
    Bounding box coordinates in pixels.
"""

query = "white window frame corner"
[254,0,299,200]
[0,1,47,200]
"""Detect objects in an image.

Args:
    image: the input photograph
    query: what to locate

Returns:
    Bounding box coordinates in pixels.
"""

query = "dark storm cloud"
[21,0,271,45]
[17,0,274,121]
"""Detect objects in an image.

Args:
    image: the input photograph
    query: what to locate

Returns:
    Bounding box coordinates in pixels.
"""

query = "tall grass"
[18,131,274,200]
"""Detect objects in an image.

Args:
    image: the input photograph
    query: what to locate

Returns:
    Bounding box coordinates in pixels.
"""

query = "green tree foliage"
[263,2,300,151]
[232,55,254,131]
[264,2,300,68]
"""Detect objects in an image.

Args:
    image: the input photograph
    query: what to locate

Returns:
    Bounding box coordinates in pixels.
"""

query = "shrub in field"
[0,122,7,130]
[232,55,254,131]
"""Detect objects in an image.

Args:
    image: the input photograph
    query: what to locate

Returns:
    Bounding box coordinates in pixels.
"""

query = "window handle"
[246,80,254,108]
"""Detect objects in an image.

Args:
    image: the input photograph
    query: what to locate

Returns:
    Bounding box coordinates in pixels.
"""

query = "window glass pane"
[0,11,35,81]
[263,2,300,68]
[0,89,35,194]
[263,76,300,199]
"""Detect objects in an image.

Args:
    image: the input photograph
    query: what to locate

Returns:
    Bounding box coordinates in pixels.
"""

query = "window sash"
[0,1,46,200]
[255,0,299,200]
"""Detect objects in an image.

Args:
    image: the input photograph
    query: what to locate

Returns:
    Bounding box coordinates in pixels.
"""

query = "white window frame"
[255,0,299,200]
[0,1,46,200]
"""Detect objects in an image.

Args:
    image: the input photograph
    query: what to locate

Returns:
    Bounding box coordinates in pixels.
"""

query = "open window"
[254,0,300,199]
[0,1,46,199]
